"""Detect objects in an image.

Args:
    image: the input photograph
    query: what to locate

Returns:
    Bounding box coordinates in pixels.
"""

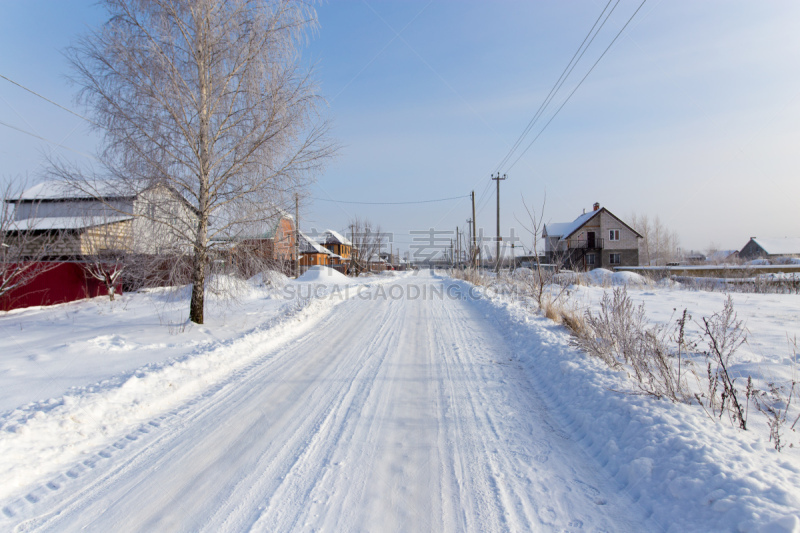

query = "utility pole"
[294,193,299,278]
[471,191,477,269]
[456,226,459,268]
[466,218,472,266]
[450,239,454,266]
[492,173,506,271]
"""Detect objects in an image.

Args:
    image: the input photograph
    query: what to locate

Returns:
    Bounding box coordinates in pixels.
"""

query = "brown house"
[543,203,642,271]
[298,231,342,269]
[318,230,353,260]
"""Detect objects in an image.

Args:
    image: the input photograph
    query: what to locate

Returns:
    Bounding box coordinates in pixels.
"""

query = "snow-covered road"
[9,273,651,532]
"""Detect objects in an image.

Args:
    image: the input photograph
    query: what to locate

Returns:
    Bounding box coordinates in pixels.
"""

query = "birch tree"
[60,0,333,323]
[629,212,680,266]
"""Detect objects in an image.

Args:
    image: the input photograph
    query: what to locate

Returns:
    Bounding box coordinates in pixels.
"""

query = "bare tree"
[79,211,134,301]
[347,217,383,276]
[518,193,568,307]
[57,0,334,323]
[629,212,680,266]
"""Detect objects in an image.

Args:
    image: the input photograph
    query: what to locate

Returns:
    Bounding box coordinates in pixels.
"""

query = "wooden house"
[298,231,342,269]
[318,230,353,260]
[739,237,800,261]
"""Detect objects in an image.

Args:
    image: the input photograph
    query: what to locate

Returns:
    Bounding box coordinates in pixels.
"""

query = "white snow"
[296,265,351,284]
[751,237,800,256]
[0,269,798,531]
[457,276,800,531]
[581,267,649,286]
[10,215,134,231]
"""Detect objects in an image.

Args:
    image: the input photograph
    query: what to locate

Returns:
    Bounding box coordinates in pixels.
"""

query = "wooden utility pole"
[294,193,299,278]
[456,226,459,267]
[471,190,477,269]
[466,218,472,267]
[492,173,506,270]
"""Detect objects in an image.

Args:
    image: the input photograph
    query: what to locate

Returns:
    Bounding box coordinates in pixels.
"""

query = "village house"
[5,180,196,259]
[543,203,642,271]
[739,237,800,261]
[315,229,353,271]
[211,211,298,277]
[317,230,353,261]
[298,230,343,270]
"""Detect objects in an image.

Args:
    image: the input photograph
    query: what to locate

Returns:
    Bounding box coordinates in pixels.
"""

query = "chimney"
[593,202,600,211]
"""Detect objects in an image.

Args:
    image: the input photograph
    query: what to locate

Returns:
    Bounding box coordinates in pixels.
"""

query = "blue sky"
[2,1,800,256]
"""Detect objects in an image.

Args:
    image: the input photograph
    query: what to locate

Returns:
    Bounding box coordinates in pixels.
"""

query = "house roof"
[12,181,137,202]
[543,207,642,241]
[10,216,134,231]
[298,230,342,259]
[319,229,352,246]
[707,250,739,262]
[748,238,800,255]
[543,210,597,239]
[10,180,201,217]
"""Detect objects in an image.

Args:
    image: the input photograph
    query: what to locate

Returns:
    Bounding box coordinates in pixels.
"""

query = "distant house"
[706,249,739,264]
[543,203,642,271]
[213,211,296,276]
[298,231,342,269]
[316,229,353,271]
[5,181,196,259]
[739,237,800,261]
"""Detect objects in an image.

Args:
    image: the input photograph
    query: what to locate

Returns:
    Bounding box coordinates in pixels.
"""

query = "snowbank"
[449,277,800,532]
[581,268,648,287]
[296,265,350,284]
[0,291,350,502]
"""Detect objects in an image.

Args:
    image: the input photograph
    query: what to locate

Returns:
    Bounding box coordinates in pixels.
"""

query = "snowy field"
[0,267,798,531]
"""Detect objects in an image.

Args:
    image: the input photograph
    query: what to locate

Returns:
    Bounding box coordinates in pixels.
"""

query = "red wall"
[0,262,120,311]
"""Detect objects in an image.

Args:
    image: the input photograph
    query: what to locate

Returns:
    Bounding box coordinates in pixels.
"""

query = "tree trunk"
[190,4,211,325]
[189,243,206,324]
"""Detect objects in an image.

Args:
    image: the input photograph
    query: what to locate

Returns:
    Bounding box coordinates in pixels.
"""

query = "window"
[609,253,621,265]
[609,229,620,241]
[586,253,596,266]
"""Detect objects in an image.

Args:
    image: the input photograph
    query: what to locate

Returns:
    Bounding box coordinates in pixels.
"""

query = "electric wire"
[493,0,616,172]
[506,0,648,171]
[312,194,469,205]
[0,73,99,127]
[0,118,97,160]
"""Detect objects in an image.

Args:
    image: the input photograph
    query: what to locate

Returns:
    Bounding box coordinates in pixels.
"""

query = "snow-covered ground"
[0,268,798,531]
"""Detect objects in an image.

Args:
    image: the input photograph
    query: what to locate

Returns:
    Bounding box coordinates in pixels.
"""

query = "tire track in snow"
[12,290,399,531]
[7,274,656,532]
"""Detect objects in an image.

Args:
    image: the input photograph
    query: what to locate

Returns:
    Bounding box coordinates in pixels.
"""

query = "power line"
[0,73,99,127]
[312,194,470,205]
[0,118,97,160]
[494,0,617,172]
[507,0,648,171]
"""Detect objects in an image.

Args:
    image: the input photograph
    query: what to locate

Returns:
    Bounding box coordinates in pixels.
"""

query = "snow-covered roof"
[298,231,342,259]
[543,210,598,239]
[751,238,800,255]
[319,229,352,246]
[13,181,136,202]
[10,216,134,231]
[707,250,738,262]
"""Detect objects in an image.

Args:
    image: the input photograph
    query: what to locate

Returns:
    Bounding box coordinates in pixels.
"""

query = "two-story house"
[543,203,642,271]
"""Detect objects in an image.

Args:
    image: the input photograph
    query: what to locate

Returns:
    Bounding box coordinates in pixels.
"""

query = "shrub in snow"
[571,286,689,402]
[698,296,749,430]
